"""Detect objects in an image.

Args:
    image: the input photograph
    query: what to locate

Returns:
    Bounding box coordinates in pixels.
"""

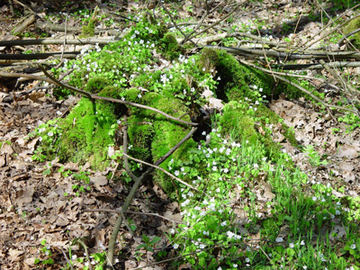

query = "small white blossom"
[275,237,284,243]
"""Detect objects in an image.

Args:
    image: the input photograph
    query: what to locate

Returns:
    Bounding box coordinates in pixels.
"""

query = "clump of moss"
[213,49,303,101]
[80,6,99,38]
[343,17,360,49]
[218,101,293,165]
[197,48,219,73]
[159,33,185,60]
[37,98,117,170]
[85,77,112,93]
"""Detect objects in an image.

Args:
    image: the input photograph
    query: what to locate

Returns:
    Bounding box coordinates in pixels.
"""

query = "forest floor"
[0,0,360,269]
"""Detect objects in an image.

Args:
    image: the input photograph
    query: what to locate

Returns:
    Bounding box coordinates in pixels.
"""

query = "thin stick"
[83,209,185,224]
[123,153,198,191]
[75,239,93,270]
[107,127,197,265]
[60,248,75,270]
[42,67,197,126]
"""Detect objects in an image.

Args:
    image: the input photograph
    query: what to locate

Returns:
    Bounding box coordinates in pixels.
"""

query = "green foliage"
[159,32,185,60]
[304,144,328,166]
[85,76,112,93]
[338,112,360,131]
[343,15,360,48]
[34,239,54,265]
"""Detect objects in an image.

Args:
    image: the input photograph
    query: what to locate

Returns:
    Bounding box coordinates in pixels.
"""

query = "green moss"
[85,77,112,93]
[151,120,196,195]
[343,17,360,48]
[214,50,304,101]
[159,33,185,60]
[81,19,96,37]
[98,86,127,116]
[197,48,219,73]
[215,50,273,102]
[127,114,155,162]
[219,101,295,164]
[42,98,117,170]
[124,88,141,102]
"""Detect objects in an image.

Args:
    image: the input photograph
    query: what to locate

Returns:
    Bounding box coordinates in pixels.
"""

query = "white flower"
[47,131,54,137]
[226,231,234,238]
[173,243,179,249]
[174,170,179,176]
[300,240,305,245]
[220,221,227,226]
[275,237,284,243]
[245,257,250,262]
[350,244,356,249]
[312,196,317,201]
[170,228,175,234]
[289,243,294,248]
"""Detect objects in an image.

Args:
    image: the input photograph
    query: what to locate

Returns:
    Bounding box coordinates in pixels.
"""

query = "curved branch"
[123,153,198,191]
[0,67,198,127]
[107,127,198,265]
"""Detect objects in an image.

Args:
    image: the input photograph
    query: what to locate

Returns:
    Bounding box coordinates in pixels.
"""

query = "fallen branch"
[83,209,185,224]
[205,45,360,61]
[0,67,197,127]
[107,120,198,265]
[35,21,123,36]
[12,13,36,36]
[0,37,121,47]
[239,59,359,114]
[278,61,360,70]
[0,52,79,60]
[123,153,198,191]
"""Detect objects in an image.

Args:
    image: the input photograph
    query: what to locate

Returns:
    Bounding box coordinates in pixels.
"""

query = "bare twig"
[83,208,185,224]
[12,13,36,36]
[123,153,198,191]
[180,2,209,45]
[160,4,198,47]
[60,248,75,270]
[278,61,360,70]
[0,52,79,60]
[8,66,198,126]
[204,45,360,61]
[183,3,240,44]
[107,126,198,265]
[0,37,121,47]
[239,59,358,114]
[338,28,360,47]
[75,239,93,270]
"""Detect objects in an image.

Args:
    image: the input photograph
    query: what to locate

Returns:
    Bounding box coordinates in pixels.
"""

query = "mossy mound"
[159,33,185,60]
[343,17,360,49]
[57,98,117,170]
